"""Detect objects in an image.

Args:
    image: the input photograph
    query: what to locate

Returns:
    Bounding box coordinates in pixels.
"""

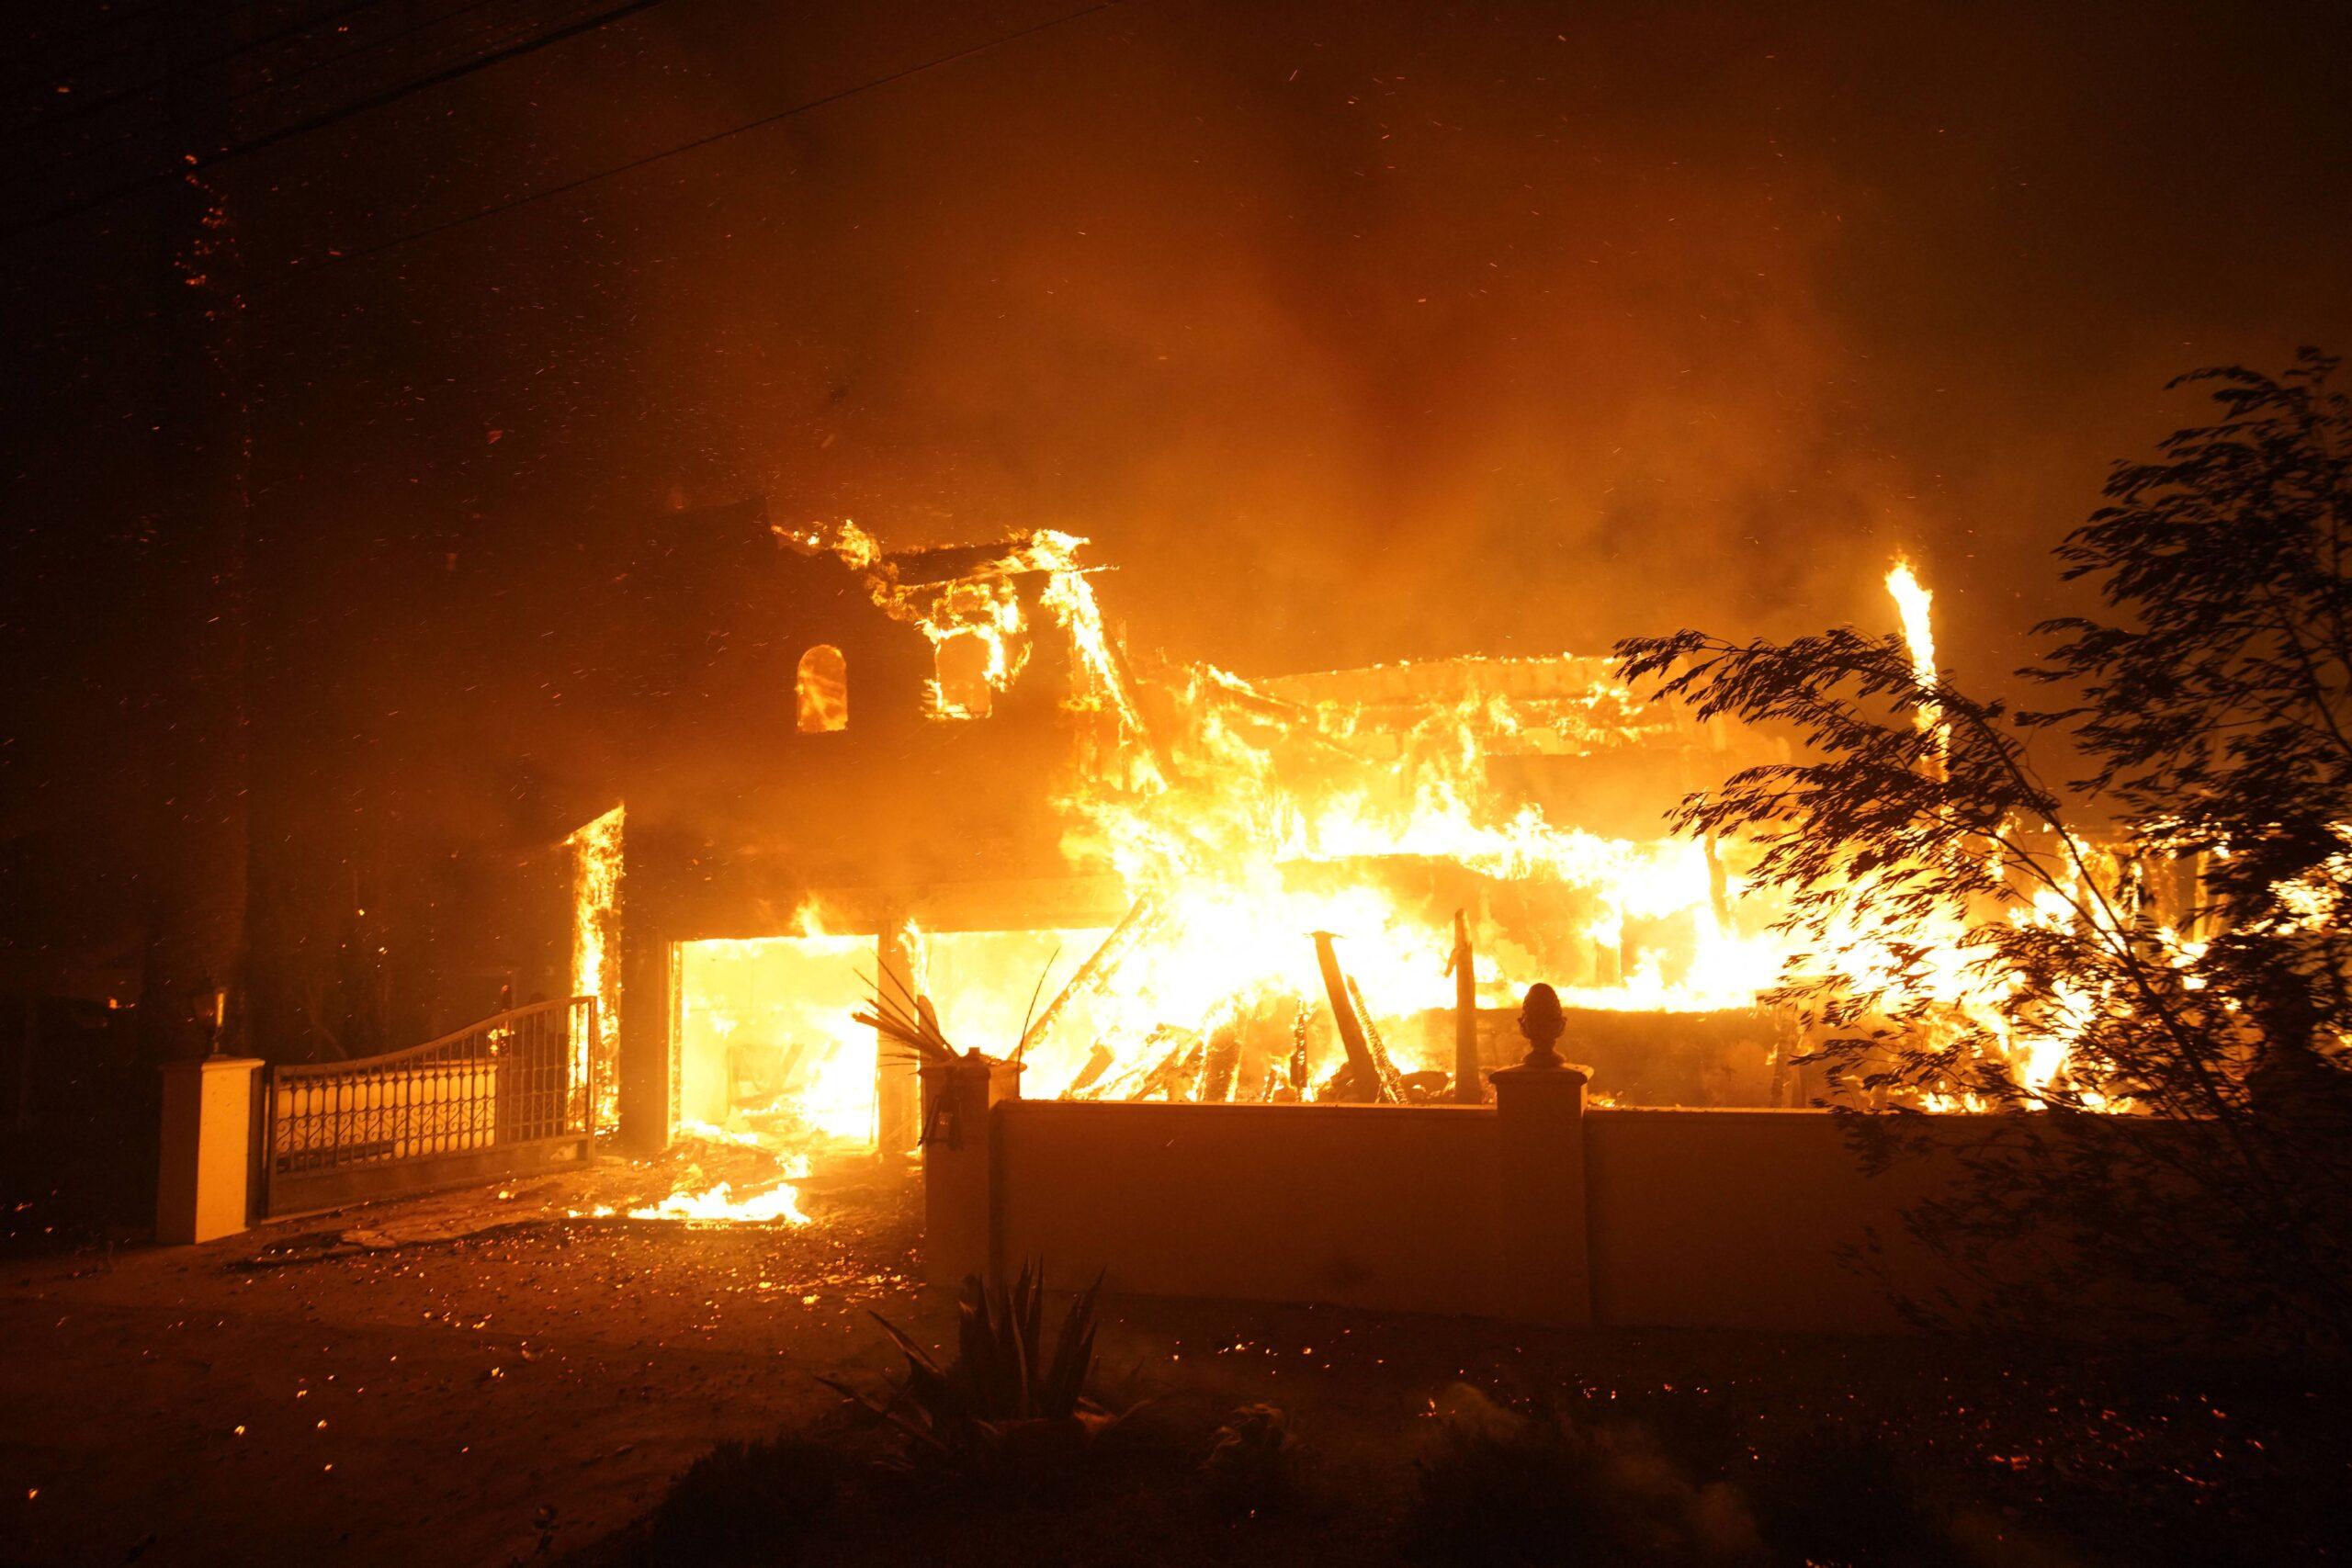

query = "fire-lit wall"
[1582,1110,1973,1333]
[995,1100,1512,1318]
[976,1099,2007,1334]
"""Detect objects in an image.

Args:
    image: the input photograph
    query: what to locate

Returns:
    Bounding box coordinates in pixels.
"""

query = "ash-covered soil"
[5,1152,2346,1567]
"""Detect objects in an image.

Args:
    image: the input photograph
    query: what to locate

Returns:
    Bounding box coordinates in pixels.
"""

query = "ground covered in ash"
[3,1150,2346,1568]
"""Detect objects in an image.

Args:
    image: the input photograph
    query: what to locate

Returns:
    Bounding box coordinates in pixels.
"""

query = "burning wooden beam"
[1287,1003,1309,1095]
[1107,634,1182,784]
[1449,908,1481,1103]
[1200,1022,1241,1102]
[1014,897,1161,1063]
[1065,1043,1116,1096]
[876,919,925,1149]
[1345,974,1407,1104]
[1130,1029,1203,1100]
[1310,931,1383,1103]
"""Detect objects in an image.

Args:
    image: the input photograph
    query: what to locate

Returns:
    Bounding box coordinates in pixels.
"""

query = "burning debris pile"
[1005,649,1792,1108]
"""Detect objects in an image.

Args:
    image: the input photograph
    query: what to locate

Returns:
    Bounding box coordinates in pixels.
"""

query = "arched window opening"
[797,644,848,733]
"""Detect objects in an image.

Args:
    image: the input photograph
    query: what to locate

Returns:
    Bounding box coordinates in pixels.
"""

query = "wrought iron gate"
[262,997,597,1215]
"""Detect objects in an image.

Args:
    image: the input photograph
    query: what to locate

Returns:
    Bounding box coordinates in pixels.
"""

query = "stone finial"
[1517,982,1566,1069]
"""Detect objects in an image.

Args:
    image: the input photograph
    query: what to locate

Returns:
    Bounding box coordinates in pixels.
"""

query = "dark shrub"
[1403,1385,1756,1567]
[1749,1427,1963,1568]
[1202,1402,1302,1517]
[645,1436,847,1568]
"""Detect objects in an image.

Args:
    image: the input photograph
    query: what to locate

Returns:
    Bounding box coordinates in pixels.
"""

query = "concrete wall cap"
[1489,1062,1592,1085]
[995,1099,1497,1120]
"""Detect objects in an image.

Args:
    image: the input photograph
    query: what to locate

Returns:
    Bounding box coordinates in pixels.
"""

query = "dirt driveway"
[6,1160,2343,1568]
[2,1167,932,1568]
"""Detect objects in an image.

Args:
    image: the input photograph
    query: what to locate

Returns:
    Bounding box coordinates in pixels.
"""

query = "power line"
[258,0,1125,287]
[12,0,192,54]
[6,0,676,240]
[6,0,398,143]
[4,0,1130,350]
[220,0,569,110]
[4,0,278,100]
[12,0,605,189]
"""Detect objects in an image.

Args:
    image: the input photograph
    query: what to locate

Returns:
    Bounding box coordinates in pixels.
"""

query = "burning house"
[531,513,1809,1181]
[11,8,2349,1558]
[218,483,2093,1248]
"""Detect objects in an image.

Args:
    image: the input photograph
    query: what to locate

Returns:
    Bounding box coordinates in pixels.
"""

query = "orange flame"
[1884,557,1950,761]
[567,803,624,1132]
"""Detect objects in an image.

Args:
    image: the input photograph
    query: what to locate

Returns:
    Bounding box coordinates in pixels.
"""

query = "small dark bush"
[1749,1427,1964,1568]
[1402,1385,1756,1567]
[1202,1402,1302,1517]
[645,1435,847,1568]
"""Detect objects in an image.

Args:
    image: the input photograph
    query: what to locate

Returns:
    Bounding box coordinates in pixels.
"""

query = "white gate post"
[157,1056,264,1244]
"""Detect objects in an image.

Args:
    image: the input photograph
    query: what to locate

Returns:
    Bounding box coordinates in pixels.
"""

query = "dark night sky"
[249,1,2352,665]
[3,0,2349,872]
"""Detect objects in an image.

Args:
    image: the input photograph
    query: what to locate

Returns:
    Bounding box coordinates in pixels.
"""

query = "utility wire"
[257,0,1125,286]
[5,0,1129,351]
[6,0,676,240]
[13,0,606,187]
[6,0,399,142]
[220,0,559,109]
[5,0,280,101]
[14,0,193,51]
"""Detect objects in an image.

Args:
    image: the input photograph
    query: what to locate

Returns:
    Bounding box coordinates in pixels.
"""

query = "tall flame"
[567,803,625,1133]
[1884,557,1949,761]
[1884,558,1937,686]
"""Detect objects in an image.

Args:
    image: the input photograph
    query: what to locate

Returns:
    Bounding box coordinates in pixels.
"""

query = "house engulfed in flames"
[563,519,1810,1168]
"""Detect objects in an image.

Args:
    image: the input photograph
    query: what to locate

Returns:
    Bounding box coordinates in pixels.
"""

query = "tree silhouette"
[1616,352,2352,1349]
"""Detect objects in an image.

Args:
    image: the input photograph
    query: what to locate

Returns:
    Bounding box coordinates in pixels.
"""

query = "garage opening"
[671,924,1115,1157]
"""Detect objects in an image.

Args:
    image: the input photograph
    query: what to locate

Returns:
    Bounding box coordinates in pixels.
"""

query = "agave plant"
[821,1263,1126,1468]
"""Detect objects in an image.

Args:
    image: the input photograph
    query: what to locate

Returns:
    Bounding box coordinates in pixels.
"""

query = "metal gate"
[261,997,598,1215]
